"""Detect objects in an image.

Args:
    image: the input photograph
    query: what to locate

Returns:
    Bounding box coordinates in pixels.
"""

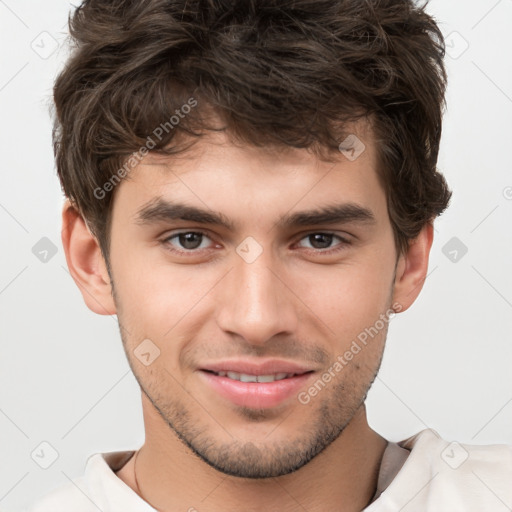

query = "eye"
[296,232,350,252]
[163,231,214,252]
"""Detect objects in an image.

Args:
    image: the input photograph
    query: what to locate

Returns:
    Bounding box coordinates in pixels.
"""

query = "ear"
[391,223,434,313]
[61,199,116,315]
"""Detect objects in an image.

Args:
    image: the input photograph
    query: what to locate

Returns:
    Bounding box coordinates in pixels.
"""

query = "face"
[106,127,401,478]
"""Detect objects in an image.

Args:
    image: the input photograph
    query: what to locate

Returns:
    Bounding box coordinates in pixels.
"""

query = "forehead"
[112,123,387,229]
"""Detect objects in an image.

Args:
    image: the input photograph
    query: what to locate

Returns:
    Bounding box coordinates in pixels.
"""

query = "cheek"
[111,248,218,342]
[292,255,394,344]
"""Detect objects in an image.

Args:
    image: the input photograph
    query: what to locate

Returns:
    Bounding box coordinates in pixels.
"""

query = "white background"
[0,1,511,510]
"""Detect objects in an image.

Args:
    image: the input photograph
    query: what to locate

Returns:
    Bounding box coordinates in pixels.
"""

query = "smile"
[197,359,317,408]
[209,371,303,382]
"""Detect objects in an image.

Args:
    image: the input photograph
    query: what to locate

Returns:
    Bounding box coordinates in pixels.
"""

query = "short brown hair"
[53,0,451,265]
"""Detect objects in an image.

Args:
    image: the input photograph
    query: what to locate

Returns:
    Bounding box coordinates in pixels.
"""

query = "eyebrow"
[134,198,376,230]
[135,199,236,230]
[277,203,375,229]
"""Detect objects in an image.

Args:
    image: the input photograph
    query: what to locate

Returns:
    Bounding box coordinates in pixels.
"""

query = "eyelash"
[160,230,352,256]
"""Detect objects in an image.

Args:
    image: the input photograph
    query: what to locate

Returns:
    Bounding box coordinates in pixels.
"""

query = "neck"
[119,397,388,512]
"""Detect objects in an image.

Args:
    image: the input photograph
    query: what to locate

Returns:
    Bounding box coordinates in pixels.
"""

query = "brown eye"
[178,232,203,250]
[307,233,334,249]
[163,231,212,252]
[297,232,349,251]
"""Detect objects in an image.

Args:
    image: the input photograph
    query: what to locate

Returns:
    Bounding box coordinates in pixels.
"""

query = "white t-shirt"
[26,429,512,512]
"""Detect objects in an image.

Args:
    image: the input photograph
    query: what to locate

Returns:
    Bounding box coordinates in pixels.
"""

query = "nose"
[215,246,298,346]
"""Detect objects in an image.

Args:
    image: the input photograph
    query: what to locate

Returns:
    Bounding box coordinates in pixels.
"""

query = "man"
[28,0,511,510]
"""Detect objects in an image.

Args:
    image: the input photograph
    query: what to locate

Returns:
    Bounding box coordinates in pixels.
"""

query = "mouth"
[197,361,316,409]
[202,369,312,383]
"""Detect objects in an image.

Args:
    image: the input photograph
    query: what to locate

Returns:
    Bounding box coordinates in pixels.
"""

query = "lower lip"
[198,370,314,409]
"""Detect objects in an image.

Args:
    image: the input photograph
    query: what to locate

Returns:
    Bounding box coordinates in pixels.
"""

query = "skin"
[62,124,433,512]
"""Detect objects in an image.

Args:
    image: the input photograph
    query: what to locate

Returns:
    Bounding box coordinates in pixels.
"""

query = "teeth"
[258,373,285,382]
[238,372,258,383]
[217,371,295,382]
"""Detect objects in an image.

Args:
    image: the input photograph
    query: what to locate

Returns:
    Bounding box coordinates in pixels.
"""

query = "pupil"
[310,233,332,249]
[179,232,202,249]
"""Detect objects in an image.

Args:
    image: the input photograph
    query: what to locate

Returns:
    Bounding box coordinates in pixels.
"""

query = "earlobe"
[391,223,434,313]
[61,200,116,315]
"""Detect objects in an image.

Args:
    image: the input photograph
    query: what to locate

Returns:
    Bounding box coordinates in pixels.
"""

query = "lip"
[198,359,316,409]
[199,358,316,376]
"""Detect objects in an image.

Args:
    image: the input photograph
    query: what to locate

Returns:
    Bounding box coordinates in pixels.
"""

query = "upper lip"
[199,359,316,376]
